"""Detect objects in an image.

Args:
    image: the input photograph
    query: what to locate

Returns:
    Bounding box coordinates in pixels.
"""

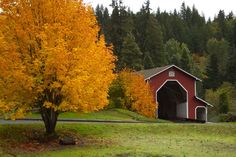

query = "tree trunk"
[40,107,59,134]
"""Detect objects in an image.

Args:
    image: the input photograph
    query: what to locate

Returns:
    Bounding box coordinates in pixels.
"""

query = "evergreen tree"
[233,21,236,47]
[120,33,143,70]
[164,39,182,66]
[206,38,230,79]
[95,5,111,44]
[110,0,123,58]
[187,6,207,53]
[219,92,229,114]
[143,51,154,68]
[180,43,192,72]
[215,10,226,39]
[134,0,165,68]
[164,39,192,72]
[204,53,221,90]
[227,46,236,84]
[180,2,187,21]
[110,0,142,70]
[171,12,187,43]
[103,7,112,44]
[95,5,104,39]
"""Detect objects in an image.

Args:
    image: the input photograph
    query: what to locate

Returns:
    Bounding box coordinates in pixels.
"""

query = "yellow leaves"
[0,100,8,114]
[42,101,58,111]
[0,0,116,118]
[43,101,53,109]
[9,108,26,120]
[0,100,30,120]
[51,82,61,89]
[118,69,157,118]
[58,101,71,112]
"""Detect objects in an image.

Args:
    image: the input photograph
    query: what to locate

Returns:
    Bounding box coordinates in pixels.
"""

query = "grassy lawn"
[27,109,169,123]
[0,123,236,157]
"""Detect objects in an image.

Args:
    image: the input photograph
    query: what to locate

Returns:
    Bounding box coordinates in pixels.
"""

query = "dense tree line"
[95,0,236,90]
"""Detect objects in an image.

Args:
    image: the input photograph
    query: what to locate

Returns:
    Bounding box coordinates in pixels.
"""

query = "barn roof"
[138,65,202,81]
[195,96,213,107]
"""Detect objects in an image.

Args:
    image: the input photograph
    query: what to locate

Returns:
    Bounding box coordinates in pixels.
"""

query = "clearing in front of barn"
[0,122,235,157]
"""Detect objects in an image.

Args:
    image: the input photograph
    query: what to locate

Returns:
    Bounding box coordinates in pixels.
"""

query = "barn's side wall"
[148,67,205,119]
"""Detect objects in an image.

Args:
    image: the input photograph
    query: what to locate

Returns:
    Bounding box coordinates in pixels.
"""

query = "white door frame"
[195,106,207,121]
[155,79,189,119]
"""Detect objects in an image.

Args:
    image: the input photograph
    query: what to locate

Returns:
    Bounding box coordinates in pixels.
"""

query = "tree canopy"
[0,0,115,134]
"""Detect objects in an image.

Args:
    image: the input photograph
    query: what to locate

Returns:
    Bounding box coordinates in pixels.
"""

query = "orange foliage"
[0,0,116,119]
[119,70,157,118]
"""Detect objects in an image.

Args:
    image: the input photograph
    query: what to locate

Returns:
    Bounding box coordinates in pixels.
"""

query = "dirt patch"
[0,127,113,155]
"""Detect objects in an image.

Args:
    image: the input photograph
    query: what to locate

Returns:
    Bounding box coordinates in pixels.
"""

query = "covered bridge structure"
[139,65,212,122]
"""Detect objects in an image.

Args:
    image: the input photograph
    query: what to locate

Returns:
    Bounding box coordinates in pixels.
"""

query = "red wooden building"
[139,65,212,122]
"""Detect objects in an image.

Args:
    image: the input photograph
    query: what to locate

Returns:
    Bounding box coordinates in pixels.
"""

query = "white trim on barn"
[195,106,207,121]
[195,96,213,107]
[145,65,202,81]
[172,65,202,81]
[155,79,189,119]
[194,80,213,107]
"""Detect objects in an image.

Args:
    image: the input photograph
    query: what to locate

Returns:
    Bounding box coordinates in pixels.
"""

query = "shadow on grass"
[0,125,71,155]
[0,124,113,156]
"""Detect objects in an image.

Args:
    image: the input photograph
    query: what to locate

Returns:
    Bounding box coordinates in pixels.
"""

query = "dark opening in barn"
[196,107,206,121]
[157,81,187,120]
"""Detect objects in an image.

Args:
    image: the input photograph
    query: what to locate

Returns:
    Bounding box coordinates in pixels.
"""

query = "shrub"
[205,82,235,116]
[219,112,236,122]
[219,92,229,114]
[108,69,157,118]
[107,77,126,109]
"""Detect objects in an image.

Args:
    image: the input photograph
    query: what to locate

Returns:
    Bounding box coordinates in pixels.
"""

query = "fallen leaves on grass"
[0,125,113,155]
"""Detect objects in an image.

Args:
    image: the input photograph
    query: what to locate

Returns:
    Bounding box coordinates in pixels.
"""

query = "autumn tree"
[109,69,157,118]
[0,0,115,134]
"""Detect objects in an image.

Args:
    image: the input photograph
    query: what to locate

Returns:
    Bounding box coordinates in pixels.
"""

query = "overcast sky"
[83,0,236,20]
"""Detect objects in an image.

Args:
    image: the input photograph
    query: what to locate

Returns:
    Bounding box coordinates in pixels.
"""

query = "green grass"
[27,108,169,123]
[0,123,236,157]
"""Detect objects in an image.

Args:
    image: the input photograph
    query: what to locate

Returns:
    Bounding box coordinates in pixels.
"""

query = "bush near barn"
[205,82,236,121]
[108,69,157,118]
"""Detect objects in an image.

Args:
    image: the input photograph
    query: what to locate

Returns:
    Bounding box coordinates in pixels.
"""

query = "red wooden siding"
[147,67,206,119]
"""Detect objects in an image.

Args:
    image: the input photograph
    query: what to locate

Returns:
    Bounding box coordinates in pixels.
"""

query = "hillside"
[27,109,169,123]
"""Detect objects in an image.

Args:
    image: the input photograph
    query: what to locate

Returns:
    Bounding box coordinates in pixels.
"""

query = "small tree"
[108,76,126,109]
[109,69,157,118]
[204,53,221,90]
[120,33,143,70]
[219,92,229,114]
[0,0,115,134]
[180,43,192,72]
[164,39,193,72]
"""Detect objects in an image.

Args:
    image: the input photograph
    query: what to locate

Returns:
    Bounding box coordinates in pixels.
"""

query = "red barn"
[139,65,212,122]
